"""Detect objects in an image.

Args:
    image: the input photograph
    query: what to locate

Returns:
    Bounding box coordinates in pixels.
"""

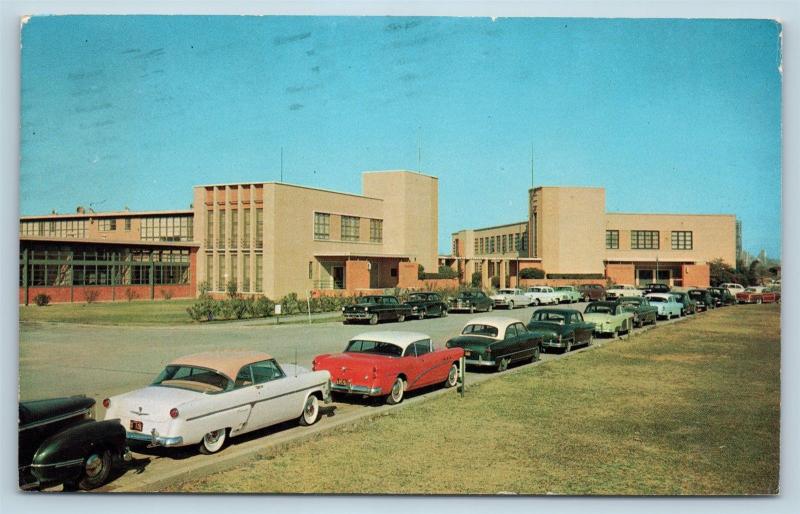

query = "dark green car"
[342,295,412,324]
[688,289,716,311]
[447,290,494,313]
[707,287,736,307]
[446,316,543,371]
[404,292,448,319]
[671,291,697,316]
[616,296,658,327]
[527,308,595,353]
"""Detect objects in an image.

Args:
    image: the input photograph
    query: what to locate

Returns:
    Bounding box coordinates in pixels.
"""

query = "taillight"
[170,408,179,419]
[312,360,317,371]
[372,365,378,379]
[102,398,110,408]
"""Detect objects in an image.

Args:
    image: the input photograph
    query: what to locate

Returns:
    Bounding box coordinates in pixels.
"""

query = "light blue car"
[644,293,683,319]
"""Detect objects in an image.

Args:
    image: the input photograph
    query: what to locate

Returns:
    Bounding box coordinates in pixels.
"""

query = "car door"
[246,360,299,430]
[514,322,537,359]
[571,312,590,343]
[403,341,430,390]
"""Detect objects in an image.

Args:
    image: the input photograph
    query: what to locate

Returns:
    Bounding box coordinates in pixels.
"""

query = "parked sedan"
[491,288,532,309]
[314,332,464,404]
[527,308,595,353]
[644,283,672,294]
[582,301,635,337]
[104,351,331,454]
[19,396,129,491]
[671,291,697,316]
[446,317,542,371]
[578,284,606,302]
[404,292,448,319]
[708,287,736,307]
[524,286,561,306]
[343,295,412,325]
[645,293,683,319]
[448,290,494,313]
[554,285,582,303]
[617,296,658,327]
[688,289,715,311]
[605,284,643,300]
[736,287,781,304]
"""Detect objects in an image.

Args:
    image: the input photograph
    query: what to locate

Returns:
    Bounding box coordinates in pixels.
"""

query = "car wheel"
[587,334,594,347]
[531,346,541,362]
[508,301,515,310]
[536,299,542,306]
[441,308,448,318]
[613,328,619,339]
[386,377,405,405]
[397,314,406,322]
[72,449,113,490]
[565,338,573,353]
[369,313,379,325]
[497,357,510,372]
[199,428,227,454]
[470,305,475,314]
[418,310,426,320]
[444,363,459,388]
[756,298,762,305]
[487,304,493,312]
[299,394,321,426]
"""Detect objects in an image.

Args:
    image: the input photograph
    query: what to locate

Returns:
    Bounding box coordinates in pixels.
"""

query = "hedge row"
[186,292,360,322]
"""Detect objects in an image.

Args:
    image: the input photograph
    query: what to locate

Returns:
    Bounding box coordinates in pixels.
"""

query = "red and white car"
[736,287,781,304]
[312,331,464,405]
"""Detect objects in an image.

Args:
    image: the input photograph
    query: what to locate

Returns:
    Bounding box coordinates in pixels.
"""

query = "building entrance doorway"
[332,266,345,289]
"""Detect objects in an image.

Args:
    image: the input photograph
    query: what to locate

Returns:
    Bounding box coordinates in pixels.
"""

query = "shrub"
[124,288,139,302]
[279,292,301,315]
[34,293,51,307]
[186,296,220,321]
[546,273,605,280]
[160,289,173,301]
[226,281,239,299]
[417,264,425,280]
[198,280,211,296]
[421,266,459,280]
[228,298,249,319]
[471,271,482,287]
[84,289,100,304]
[252,296,275,318]
[519,268,545,279]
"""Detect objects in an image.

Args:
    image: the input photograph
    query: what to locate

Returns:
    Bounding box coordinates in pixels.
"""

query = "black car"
[404,292,448,319]
[19,396,129,491]
[708,287,736,306]
[687,288,716,311]
[342,295,412,325]
[644,283,671,294]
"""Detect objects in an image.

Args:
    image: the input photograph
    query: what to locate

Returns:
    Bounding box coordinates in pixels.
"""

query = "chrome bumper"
[330,383,383,396]
[465,358,496,367]
[343,312,370,319]
[127,429,183,447]
[542,339,566,349]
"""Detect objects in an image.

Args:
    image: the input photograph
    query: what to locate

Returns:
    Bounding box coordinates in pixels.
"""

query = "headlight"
[363,306,369,312]
[412,306,418,311]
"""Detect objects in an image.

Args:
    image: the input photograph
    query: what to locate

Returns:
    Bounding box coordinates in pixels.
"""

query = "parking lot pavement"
[20,300,695,491]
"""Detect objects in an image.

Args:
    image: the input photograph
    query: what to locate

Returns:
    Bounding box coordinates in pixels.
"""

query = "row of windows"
[474,232,528,255]
[206,252,263,293]
[314,213,383,243]
[22,248,190,263]
[20,220,87,239]
[21,261,189,287]
[606,230,694,250]
[206,208,264,249]
[140,216,193,242]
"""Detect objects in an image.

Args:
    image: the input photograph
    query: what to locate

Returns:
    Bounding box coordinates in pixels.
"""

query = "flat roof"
[194,181,383,201]
[313,252,411,259]
[20,209,193,221]
[20,236,199,248]
[362,169,439,180]
[607,212,736,218]
[453,221,528,235]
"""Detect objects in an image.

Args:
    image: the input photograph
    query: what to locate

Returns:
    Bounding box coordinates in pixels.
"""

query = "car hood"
[105,386,204,423]
[344,304,376,311]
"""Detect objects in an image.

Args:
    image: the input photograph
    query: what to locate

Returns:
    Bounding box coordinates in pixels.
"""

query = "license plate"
[130,420,143,432]
[464,350,471,357]
[335,378,349,386]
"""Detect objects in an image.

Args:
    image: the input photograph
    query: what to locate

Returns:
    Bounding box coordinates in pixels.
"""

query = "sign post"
[274,304,282,324]
[458,356,466,398]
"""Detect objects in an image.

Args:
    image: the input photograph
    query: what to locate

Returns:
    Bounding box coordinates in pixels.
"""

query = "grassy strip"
[169,304,780,495]
[19,299,197,325]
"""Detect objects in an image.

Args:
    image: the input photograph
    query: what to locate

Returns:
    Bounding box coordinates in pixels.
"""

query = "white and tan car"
[103,351,331,454]
[524,286,560,306]
[490,288,531,309]
[605,284,643,300]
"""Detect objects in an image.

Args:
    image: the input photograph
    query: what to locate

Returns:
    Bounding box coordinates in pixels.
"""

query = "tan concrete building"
[193,170,439,299]
[447,186,736,289]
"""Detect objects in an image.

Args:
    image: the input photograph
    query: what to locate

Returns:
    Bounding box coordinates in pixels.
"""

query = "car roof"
[461,316,523,330]
[349,331,431,351]
[170,350,275,381]
[531,308,580,316]
[646,293,673,299]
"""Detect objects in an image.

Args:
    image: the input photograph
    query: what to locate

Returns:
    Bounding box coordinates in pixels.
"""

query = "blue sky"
[20,16,781,258]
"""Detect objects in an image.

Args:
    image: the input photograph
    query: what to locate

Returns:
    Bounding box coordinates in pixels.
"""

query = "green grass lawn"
[169,304,780,495]
[19,299,198,325]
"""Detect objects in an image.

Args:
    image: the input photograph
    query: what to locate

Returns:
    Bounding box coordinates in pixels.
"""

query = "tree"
[471,271,481,287]
[709,258,736,286]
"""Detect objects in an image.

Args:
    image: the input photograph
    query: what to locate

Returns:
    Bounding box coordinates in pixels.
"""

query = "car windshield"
[585,304,614,314]
[461,324,499,337]
[499,289,515,294]
[555,287,570,291]
[356,297,377,304]
[152,365,232,393]
[408,294,428,301]
[531,311,566,324]
[457,292,476,299]
[745,288,758,292]
[648,297,666,303]
[345,339,403,357]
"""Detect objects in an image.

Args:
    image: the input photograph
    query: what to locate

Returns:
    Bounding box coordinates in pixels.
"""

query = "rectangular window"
[218,211,226,249]
[502,234,507,253]
[606,230,619,249]
[521,232,528,251]
[140,216,193,242]
[230,210,238,249]
[255,254,263,292]
[255,208,263,249]
[341,216,360,241]
[206,210,214,246]
[230,254,237,290]
[218,254,226,291]
[124,218,131,231]
[671,231,693,250]
[243,208,251,249]
[308,261,313,279]
[370,219,383,243]
[489,237,495,254]
[631,230,659,250]
[99,219,116,231]
[474,238,479,255]
[314,213,330,240]
[479,238,484,254]
[206,254,214,289]
[243,254,250,292]
[452,238,459,256]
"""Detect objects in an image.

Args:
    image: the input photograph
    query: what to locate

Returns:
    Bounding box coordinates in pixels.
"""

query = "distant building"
[445,186,736,289]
